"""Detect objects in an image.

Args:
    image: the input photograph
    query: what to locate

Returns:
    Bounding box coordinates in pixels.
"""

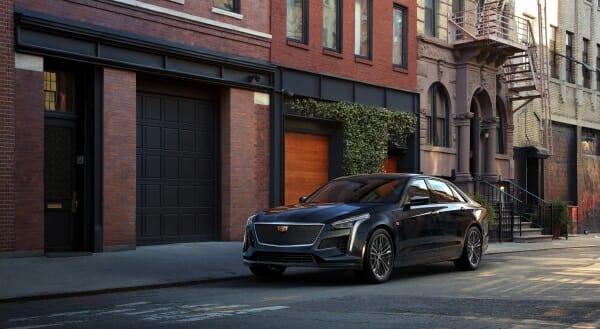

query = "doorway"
[43,67,87,252]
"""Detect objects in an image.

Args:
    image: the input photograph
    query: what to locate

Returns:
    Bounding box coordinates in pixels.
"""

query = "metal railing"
[478,178,577,240]
[448,9,531,46]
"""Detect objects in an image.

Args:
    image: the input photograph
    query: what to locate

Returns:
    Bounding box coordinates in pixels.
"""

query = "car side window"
[427,179,458,203]
[404,179,430,204]
[448,184,467,203]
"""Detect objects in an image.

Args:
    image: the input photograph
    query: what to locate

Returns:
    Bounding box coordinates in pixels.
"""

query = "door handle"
[72,192,78,214]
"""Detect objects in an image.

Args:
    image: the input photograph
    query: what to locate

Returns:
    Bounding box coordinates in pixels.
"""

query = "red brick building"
[269,0,420,205]
[1,0,421,255]
[2,0,275,254]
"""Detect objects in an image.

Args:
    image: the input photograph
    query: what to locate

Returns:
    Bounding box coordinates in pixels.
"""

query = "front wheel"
[454,226,483,271]
[359,229,394,283]
[249,264,286,279]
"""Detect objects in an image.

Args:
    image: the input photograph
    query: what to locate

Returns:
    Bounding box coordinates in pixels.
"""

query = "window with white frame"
[214,0,239,13]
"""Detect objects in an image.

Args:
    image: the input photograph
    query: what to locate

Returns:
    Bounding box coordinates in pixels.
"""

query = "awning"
[515,146,550,159]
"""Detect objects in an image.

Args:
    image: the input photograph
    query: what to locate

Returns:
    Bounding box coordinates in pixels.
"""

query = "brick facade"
[14,67,44,252]
[271,0,417,91]
[221,89,270,241]
[103,68,137,248]
[14,0,271,62]
[0,0,15,252]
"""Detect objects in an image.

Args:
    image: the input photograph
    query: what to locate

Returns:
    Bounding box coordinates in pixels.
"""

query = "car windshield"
[304,177,408,203]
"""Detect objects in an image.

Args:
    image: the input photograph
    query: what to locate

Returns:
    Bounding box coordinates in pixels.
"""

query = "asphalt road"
[1,247,599,329]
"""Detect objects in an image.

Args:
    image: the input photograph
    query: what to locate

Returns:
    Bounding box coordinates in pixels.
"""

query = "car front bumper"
[242,223,367,270]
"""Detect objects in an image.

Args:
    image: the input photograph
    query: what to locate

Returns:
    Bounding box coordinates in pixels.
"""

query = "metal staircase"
[503,1,553,154]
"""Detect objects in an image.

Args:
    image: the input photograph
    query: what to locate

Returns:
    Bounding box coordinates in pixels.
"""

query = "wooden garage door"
[284,132,329,205]
[136,93,217,244]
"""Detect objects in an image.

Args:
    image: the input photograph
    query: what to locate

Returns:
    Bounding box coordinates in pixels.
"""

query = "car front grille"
[254,223,323,246]
[253,251,315,263]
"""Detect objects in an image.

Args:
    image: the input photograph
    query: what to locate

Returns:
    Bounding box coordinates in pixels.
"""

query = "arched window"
[428,83,450,147]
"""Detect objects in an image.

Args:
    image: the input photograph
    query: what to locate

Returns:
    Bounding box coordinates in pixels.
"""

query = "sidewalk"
[1,234,599,302]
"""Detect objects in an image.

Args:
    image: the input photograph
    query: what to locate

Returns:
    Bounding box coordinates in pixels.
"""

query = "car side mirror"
[405,196,430,209]
[299,196,308,203]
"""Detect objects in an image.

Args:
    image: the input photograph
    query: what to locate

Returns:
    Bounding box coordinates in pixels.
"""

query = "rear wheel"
[249,264,286,279]
[359,229,394,283]
[454,226,483,271]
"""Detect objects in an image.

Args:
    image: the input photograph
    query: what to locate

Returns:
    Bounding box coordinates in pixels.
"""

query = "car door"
[393,178,440,265]
[426,179,472,259]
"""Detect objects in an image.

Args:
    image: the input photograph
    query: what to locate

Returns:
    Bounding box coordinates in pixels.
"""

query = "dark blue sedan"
[242,173,489,283]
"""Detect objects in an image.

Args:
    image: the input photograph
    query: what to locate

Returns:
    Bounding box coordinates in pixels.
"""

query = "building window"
[213,0,239,13]
[550,26,559,78]
[44,71,75,112]
[393,5,407,68]
[428,83,449,147]
[287,0,307,43]
[496,107,505,154]
[323,0,341,51]
[424,0,437,37]
[597,44,600,91]
[583,38,591,88]
[354,0,372,58]
[566,31,574,83]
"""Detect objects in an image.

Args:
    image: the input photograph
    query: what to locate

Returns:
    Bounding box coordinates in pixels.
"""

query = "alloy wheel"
[369,232,393,280]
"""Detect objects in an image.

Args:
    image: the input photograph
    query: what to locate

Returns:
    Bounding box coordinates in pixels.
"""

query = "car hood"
[254,203,384,224]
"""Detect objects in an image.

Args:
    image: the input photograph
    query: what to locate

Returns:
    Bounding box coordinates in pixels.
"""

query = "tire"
[454,226,483,271]
[249,264,286,279]
[359,229,394,283]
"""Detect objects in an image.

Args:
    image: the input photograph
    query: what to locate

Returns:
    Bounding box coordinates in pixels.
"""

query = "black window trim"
[354,0,373,60]
[323,0,342,52]
[566,31,575,84]
[392,4,408,69]
[287,0,309,44]
[424,0,438,37]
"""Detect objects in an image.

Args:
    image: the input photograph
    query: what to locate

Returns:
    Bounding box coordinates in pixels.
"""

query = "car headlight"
[246,214,256,227]
[332,213,370,229]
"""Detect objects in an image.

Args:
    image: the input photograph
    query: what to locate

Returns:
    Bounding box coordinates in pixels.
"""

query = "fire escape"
[448,0,551,153]
[448,1,555,242]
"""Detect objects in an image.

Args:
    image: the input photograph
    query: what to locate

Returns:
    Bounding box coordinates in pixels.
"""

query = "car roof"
[334,173,421,180]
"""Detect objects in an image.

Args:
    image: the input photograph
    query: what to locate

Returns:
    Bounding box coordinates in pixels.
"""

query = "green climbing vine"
[288,98,416,175]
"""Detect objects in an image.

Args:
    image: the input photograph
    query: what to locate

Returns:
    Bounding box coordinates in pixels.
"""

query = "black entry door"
[44,117,82,251]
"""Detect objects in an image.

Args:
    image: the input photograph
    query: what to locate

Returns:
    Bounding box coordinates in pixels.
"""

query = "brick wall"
[0,0,15,252]
[271,0,417,91]
[221,89,270,241]
[103,68,136,248]
[15,0,271,62]
[15,68,44,251]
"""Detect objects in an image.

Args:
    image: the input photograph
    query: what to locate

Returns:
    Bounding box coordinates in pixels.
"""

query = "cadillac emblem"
[277,225,289,233]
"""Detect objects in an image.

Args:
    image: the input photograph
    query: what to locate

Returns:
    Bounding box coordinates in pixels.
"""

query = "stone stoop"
[512,221,554,243]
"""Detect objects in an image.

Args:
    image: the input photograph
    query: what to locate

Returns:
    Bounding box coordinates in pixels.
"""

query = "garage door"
[136,93,217,244]
[284,132,329,205]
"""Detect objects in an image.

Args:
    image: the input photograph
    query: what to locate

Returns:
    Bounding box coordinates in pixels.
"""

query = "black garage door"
[136,93,218,244]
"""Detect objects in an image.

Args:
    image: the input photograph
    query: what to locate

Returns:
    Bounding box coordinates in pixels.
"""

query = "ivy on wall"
[288,98,417,175]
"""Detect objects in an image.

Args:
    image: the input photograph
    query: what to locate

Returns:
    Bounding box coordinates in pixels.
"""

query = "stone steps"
[512,220,553,243]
